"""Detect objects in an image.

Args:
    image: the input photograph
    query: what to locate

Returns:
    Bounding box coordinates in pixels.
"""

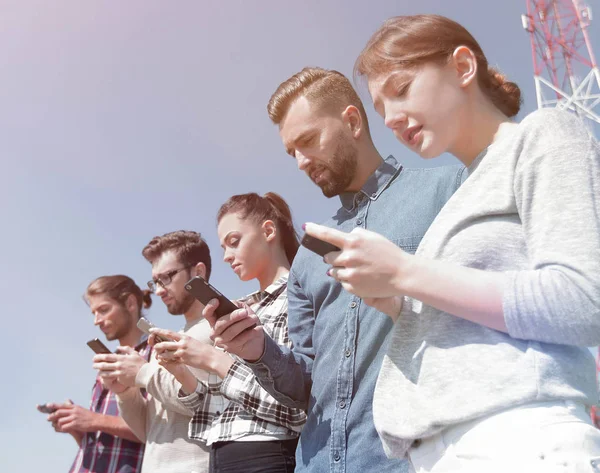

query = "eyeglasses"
[147,266,191,293]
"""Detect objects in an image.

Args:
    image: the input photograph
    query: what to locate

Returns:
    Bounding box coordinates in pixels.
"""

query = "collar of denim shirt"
[339,155,403,211]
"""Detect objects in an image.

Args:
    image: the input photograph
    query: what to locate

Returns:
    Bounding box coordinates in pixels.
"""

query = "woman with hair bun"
[152,192,306,473]
[303,14,600,472]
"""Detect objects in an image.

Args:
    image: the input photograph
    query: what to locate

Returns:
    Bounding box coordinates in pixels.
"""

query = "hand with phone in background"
[300,232,341,258]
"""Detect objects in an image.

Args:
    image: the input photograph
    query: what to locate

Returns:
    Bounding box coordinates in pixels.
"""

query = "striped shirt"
[69,342,152,473]
[179,274,306,445]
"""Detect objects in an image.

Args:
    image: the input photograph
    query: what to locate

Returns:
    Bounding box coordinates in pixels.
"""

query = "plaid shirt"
[179,274,306,445]
[69,341,152,473]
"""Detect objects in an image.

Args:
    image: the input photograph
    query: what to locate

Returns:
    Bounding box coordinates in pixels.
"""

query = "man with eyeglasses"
[94,231,215,473]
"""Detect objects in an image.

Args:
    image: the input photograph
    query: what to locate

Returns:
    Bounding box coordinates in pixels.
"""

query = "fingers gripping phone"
[37,404,57,414]
[184,276,238,318]
[137,317,171,343]
[87,338,112,354]
[300,233,341,257]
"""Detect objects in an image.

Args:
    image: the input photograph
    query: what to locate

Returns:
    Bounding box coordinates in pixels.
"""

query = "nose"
[296,152,311,171]
[223,249,234,264]
[384,108,408,130]
[155,284,167,297]
[93,313,102,326]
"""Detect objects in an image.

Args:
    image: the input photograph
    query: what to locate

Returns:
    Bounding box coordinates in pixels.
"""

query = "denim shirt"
[249,156,465,473]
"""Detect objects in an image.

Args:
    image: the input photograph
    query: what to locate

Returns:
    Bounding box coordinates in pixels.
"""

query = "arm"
[116,388,148,443]
[83,412,142,443]
[48,402,142,443]
[246,269,314,410]
[135,361,195,416]
[219,359,307,431]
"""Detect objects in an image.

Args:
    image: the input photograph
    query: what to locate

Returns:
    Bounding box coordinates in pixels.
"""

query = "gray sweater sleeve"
[504,111,600,346]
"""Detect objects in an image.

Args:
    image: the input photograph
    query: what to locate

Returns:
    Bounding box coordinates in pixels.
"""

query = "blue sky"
[2,1,598,471]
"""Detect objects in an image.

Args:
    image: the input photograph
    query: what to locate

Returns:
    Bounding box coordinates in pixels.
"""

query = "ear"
[125,293,138,316]
[341,105,363,139]
[192,262,207,280]
[451,46,478,88]
[262,220,277,243]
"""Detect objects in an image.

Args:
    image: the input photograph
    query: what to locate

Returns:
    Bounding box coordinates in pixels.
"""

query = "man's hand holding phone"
[92,346,148,388]
[151,327,233,377]
[204,299,266,363]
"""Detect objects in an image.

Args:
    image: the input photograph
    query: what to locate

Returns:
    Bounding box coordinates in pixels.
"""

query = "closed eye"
[396,81,411,98]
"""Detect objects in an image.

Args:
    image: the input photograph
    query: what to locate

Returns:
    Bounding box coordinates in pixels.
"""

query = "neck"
[451,95,516,166]
[257,250,290,292]
[346,140,384,192]
[184,300,205,325]
[118,327,145,348]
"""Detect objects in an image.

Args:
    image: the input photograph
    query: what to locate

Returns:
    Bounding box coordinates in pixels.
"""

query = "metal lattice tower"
[522,0,600,126]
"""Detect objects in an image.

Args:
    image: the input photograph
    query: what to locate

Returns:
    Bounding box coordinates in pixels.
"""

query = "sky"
[1,1,599,471]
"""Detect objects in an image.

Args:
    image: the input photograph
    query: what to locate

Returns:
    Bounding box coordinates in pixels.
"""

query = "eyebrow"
[220,231,239,249]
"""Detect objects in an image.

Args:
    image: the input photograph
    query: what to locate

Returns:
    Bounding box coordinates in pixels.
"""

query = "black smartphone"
[184,276,238,318]
[301,233,341,257]
[137,317,171,343]
[87,338,112,354]
[37,403,57,414]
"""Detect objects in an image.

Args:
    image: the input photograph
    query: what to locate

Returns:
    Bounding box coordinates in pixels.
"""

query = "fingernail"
[302,223,306,231]
[326,269,332,276]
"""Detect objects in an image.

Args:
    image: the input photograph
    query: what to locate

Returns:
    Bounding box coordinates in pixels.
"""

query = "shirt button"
[334,453,341,462]
[345,349,351,358]
[339,400,346,409]
[350,301,357,308]
[356,219,363,226]
[216,411,221,415]
[371,192,377,198]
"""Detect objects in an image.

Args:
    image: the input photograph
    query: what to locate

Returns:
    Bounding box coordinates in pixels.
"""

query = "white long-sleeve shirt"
[117,318,211,473]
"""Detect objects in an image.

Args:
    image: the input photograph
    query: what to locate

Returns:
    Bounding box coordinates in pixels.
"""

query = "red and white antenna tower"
[522,0,600,127]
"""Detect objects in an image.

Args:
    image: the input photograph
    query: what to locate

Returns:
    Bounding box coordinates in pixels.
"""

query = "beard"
[312,133,358,198]
[167,292,196,315]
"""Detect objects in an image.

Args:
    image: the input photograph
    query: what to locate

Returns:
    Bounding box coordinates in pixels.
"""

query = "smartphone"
[184,276,238,318]
[137,317,171,343]
[37,403,57,414]
[87,338,112,354]
[301,233,341,257]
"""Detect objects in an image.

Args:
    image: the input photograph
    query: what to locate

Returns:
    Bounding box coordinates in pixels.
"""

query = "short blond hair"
[267,67,370,133]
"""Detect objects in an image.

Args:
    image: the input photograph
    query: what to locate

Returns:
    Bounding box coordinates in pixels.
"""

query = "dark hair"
[85,275,152,318]
[355,14,522,117]
[142,231,212,281]
[216,192,299,265]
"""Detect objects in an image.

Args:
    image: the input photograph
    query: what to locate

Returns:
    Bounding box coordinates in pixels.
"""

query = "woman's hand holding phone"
[204,299,266,363]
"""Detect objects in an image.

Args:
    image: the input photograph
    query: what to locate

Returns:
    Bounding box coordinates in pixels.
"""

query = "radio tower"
[522,0,600,129]
[522,0,600,428]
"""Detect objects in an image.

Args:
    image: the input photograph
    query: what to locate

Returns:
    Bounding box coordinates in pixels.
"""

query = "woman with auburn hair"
[303,14,600,472]
[150,192,305,473]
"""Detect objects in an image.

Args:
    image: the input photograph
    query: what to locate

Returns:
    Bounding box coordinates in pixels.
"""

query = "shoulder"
[517,108,591,144]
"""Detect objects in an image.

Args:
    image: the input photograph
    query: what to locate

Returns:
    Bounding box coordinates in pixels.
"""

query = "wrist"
[393,250,415,296]
[212,351,234,378]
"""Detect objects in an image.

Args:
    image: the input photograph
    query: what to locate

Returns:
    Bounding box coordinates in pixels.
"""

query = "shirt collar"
[339,155,403,211]
[242,273,289,305]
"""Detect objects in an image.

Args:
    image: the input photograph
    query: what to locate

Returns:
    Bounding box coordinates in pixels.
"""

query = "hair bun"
[487,66,522,117]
